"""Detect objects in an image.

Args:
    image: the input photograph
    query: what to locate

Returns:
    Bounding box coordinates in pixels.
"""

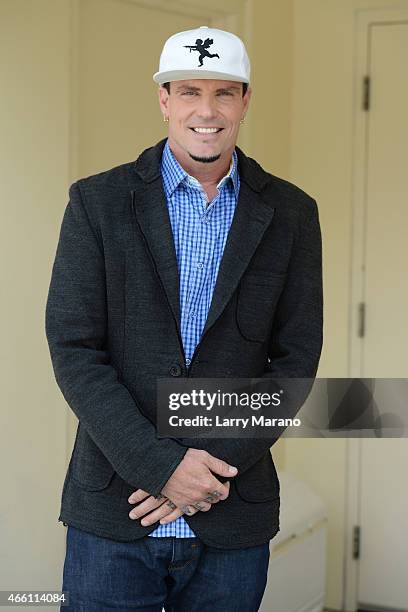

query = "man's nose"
[196,96,218,119]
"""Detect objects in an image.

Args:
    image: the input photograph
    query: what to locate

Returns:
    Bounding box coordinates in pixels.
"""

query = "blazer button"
[169,363,182,377]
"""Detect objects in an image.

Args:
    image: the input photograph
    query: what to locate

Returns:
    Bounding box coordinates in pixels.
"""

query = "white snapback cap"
[153,26,250,85]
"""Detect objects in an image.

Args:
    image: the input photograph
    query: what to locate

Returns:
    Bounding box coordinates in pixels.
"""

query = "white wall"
[0,0,71,593]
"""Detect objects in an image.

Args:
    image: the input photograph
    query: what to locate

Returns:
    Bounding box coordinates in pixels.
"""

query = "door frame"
[346,7,408,610]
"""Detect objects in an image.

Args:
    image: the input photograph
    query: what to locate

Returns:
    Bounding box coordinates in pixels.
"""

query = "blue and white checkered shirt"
[148,140,240,538]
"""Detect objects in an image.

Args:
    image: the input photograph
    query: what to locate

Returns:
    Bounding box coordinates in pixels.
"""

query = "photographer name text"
[168,415,301,429]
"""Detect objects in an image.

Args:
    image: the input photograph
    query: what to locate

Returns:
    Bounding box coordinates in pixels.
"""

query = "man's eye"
[182,91,198,96]
[218,91,233,96]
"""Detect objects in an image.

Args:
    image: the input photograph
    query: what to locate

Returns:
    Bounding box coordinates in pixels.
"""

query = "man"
[45,25,323,611]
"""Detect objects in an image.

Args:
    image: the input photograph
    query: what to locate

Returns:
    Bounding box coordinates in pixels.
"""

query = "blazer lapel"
[131,139,277,341]
[201,181,275,337]
[131,178,181,337]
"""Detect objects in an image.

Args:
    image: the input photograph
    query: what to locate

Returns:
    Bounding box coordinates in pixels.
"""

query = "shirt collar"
[161,140,239,199]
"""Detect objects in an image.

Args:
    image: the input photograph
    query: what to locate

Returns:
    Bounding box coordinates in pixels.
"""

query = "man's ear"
[242,85,252,113]
[158,86,170,118]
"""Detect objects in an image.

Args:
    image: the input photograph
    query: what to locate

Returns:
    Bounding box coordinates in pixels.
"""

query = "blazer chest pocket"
[71,423,115,491]
[234,452,280,503]
[236,272,287,342]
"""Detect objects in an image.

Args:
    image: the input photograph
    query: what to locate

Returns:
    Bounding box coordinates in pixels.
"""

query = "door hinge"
[358,302,366,337]
[363,76,371,111]
[353,525,361,559]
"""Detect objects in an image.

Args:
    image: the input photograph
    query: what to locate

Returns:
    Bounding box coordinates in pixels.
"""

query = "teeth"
[192,127,221,133]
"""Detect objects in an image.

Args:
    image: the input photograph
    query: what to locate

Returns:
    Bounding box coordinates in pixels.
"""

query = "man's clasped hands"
[128,448,238,526]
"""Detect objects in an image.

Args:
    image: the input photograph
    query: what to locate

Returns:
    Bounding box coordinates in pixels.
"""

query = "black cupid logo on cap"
[183,38,220,67]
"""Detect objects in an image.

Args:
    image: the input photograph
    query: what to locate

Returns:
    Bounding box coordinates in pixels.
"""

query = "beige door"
[353,15,408,611]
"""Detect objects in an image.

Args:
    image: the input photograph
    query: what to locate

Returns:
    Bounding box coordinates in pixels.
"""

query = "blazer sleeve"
[177,197,323,474]
[45,181,187,497]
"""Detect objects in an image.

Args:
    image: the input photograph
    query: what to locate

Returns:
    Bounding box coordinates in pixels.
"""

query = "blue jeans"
[61,526,270,611]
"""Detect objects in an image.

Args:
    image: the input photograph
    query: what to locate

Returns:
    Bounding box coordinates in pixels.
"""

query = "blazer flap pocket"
[71,423,115,491]
[234,452,280,503]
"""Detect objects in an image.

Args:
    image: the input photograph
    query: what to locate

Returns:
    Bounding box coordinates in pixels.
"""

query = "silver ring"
[166,500,177,510]
[181,505,194,515]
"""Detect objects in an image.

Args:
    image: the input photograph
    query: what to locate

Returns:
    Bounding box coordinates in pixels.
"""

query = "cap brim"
[153,70,249,85]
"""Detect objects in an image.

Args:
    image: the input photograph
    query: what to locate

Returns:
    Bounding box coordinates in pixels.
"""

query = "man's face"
[158,79,251,164]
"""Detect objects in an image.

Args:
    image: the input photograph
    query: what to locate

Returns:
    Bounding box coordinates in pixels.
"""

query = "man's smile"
[189,127,224,135]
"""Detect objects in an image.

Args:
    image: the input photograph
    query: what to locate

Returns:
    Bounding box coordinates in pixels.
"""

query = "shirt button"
[190,312,196,319]
[185,358,191,366]
[197,262,204,269]
[169,363,182,377]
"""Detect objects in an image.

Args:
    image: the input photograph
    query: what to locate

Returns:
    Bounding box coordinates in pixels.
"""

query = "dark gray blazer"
[45,138,323,549]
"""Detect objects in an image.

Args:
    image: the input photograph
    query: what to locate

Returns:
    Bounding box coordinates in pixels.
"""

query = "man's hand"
[128,489,172,522]
[161,448,237,509]
[128,448,237,526]
[128,481,231,526]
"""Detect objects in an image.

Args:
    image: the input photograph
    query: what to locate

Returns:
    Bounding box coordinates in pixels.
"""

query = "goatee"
[188,152,221,164]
